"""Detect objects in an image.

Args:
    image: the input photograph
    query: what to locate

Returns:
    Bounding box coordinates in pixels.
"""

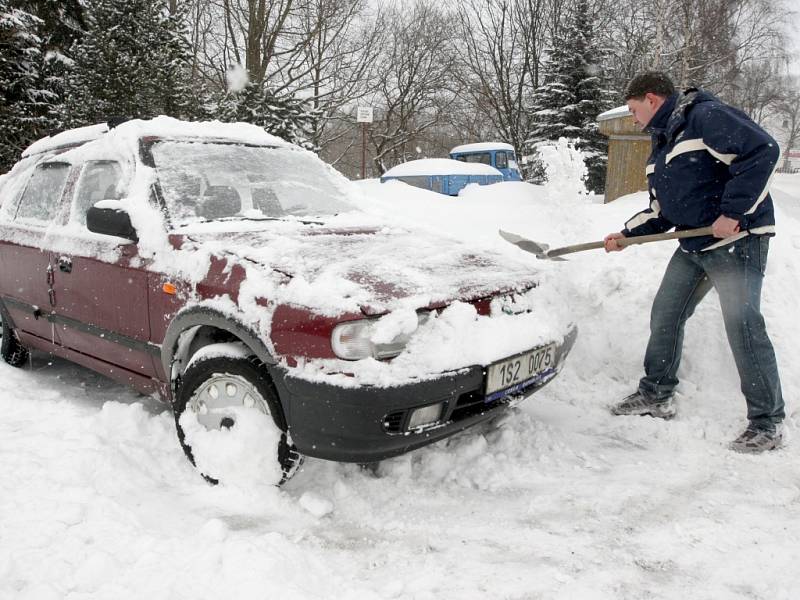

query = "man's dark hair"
[624,71,675,100]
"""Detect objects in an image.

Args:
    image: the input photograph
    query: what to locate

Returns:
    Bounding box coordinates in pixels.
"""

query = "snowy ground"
[2,157,800,599]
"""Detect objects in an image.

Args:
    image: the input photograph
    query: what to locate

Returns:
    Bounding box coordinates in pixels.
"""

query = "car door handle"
[58,256,72,273]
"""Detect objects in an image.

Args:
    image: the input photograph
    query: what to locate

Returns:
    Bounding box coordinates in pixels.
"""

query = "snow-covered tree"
[0,2,48,171]
[61,0,198,127]
[527,0,613,193]
[13,0,85,129]
[454,0,548,181]
[210,79,320,151]
[367,0,455,174]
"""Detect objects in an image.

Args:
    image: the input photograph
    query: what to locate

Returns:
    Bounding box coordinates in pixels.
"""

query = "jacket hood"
[663,88,718,139]
[645,89,719,139]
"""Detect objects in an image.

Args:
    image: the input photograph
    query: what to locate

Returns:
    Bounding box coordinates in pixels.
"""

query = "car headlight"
[331,312,429,360]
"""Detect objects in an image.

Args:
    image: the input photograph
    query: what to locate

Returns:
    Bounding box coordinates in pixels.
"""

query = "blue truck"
[380,158,503,196]
[380,143,521,196]
[449,142,522,182]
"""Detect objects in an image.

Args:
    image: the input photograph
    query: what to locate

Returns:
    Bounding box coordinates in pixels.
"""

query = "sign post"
[356,106,373,179]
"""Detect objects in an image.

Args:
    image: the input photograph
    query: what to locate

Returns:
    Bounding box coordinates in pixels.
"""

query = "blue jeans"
[639,235,784,429]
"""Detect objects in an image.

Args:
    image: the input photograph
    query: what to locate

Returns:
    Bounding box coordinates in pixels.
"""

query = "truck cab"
[449,142,521,181]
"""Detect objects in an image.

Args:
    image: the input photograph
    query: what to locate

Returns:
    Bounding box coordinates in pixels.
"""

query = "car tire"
[173,352,302,486]
[0,306,29,367]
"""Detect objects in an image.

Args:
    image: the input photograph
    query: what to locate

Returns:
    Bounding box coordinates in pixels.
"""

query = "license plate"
[485,343,556,397]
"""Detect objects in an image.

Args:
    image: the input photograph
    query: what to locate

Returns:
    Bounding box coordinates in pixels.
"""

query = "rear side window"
[395,176,432,190]
[463,153,492,165]
[0,156,42,218]
[14,162,70,224]
[467,152,492,166]
[72,161,124,226]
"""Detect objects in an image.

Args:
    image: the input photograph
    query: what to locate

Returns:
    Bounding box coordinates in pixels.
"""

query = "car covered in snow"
[380,158,504,195]
[0,117,576,485]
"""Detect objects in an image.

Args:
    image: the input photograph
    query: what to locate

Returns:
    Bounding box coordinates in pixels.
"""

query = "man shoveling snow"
[604,71,785,453]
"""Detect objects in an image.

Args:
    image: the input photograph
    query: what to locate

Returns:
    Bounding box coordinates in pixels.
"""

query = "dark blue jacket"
[622,89,779,252]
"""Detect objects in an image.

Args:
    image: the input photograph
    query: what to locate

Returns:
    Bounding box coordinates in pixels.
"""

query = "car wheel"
[174,352,302,486]
[0,307,29,367]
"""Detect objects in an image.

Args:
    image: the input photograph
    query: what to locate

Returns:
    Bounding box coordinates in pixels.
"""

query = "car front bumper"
[268,326,577,463]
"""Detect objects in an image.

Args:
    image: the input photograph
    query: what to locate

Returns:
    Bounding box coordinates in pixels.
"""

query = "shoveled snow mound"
[2,153,799,598]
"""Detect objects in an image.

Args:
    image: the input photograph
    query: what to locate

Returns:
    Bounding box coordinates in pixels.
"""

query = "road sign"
[356,106,373,123]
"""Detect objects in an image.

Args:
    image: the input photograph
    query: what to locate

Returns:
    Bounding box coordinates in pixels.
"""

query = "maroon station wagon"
[0,117,577,484]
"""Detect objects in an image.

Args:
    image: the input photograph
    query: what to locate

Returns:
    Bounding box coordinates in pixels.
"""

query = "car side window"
[13,162,71,225]
[72,161,124,226]
[0,156,40,219]
[495,152,508,169]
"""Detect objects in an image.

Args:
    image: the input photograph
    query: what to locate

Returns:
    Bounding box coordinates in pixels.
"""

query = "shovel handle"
[546,226,716,258]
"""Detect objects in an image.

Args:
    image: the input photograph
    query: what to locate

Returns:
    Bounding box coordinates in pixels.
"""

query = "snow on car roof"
[22,123,110,157]
[383,158,502,177]
[22,116,291,158]
[450,142,514,154]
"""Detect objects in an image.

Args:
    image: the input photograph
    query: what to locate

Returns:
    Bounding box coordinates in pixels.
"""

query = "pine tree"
[14,0,84,51]
[526,0,613,193]
[61,0,198,128]
[0,2,48,171]
[0,0,86,169]
[571,0,613,194]
[211,79,321,151]
[23,0,85,133]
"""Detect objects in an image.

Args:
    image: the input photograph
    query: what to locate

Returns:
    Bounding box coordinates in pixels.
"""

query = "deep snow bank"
[2,159,799,599]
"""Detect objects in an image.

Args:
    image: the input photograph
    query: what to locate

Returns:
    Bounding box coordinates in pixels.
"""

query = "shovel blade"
[498,230,566,261]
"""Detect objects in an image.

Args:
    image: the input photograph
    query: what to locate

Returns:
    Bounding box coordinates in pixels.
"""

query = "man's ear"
[645,92,665,108]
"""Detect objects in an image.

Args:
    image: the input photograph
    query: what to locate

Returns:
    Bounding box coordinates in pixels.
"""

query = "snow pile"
[290,290,573,388]
[24,116,291,159]
[534,138,591,200]
[22,123,109,157]
[179,406,284,487]
[1,138,799,598]
[209,222,539,316]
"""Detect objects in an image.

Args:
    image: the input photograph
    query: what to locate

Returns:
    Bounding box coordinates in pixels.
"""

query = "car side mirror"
[86,200,138,242]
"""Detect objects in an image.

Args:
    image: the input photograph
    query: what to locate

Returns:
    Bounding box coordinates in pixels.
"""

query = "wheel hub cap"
[189,373,270,430]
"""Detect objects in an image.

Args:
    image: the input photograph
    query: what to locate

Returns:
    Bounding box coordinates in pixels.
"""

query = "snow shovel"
[498,226,715,260]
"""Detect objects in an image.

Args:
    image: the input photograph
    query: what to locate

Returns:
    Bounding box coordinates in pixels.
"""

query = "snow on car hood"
[183,221,539,316]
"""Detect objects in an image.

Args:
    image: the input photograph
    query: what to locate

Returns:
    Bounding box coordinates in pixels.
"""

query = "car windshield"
[151,141,353,226]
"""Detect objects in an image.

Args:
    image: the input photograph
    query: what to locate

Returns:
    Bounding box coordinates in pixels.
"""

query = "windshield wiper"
[174,215,326,228]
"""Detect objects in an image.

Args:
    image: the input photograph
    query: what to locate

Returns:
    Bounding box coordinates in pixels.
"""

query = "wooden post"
[356,106,373,180]
[598,112,651,202]
[361,122,366,180]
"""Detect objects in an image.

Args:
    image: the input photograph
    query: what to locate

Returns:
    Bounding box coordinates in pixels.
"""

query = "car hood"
[184,224,539,315]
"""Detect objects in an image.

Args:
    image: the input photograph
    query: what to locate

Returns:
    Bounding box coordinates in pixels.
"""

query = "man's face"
[626,93,665,129]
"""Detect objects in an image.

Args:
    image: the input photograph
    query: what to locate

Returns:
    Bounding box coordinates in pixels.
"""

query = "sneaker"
[610,391,677,419]
[729,424,783,454]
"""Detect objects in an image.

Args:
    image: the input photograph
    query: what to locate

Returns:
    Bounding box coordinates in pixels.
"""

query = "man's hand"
[604,232,626,252]
[712,215,740,238]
